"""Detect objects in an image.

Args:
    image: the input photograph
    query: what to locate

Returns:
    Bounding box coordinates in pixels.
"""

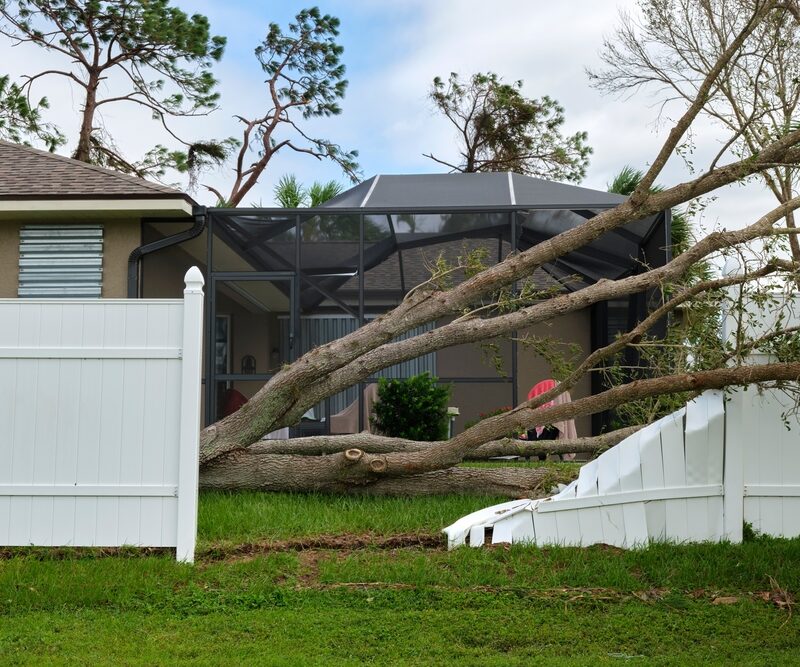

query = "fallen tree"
[250,425,644,459]
[197,0,800,496]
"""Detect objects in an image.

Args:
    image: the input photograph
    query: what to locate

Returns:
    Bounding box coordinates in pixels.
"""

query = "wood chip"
[711,596,740,605]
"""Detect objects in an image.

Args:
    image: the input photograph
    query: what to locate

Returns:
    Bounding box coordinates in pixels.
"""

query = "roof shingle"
[0,140,192,201]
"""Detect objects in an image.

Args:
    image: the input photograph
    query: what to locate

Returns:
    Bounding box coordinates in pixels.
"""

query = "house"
[0,142,670,435]
[0,140,195,299]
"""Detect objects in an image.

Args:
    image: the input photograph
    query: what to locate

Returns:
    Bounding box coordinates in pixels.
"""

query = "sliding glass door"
[206,273,295,424]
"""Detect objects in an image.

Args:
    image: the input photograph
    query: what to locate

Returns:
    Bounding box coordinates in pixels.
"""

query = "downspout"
[127,205,207,298]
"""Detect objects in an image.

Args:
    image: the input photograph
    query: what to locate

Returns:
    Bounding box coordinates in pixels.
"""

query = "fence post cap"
[183,266,205,293]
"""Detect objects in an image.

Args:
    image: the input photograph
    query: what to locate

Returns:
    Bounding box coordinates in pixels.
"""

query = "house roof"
[321,172,628,210]
[0,140,194,203]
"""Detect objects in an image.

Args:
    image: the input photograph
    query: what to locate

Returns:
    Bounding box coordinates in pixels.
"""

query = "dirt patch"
[198,532,445,562]
[0,546,173,561]
[0,533,444,563]
[297,551,322,586]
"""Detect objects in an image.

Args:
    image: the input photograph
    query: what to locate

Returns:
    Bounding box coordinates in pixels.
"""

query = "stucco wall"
[140,225,207,298]
[516,309,592,438]
[0,222,17,298]
[103,219,141,297]
[213,292,283,379]
[0,219,141,298]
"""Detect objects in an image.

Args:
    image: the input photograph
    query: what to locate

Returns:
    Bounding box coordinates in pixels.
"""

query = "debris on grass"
[711,596,740,605]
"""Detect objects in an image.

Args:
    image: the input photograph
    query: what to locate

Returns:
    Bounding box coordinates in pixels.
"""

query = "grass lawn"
[1,489,799,665]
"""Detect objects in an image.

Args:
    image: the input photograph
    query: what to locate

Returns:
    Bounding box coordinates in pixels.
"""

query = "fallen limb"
[333,361,800,480]
[252,425,643,459]
[251,434,433,456]
[199,197,800,465]
[336,466,575,497]
[465,425,643,459]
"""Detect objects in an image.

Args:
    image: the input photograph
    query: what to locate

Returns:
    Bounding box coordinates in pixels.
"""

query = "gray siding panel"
[18,225,104,298]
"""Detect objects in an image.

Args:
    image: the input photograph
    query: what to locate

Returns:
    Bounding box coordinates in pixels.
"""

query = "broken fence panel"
[445,386,800,550]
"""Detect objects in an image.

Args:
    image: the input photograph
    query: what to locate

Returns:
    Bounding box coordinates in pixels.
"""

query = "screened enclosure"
[202,173,670,435]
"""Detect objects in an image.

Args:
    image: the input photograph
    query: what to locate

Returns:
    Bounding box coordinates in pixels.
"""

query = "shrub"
[371,373,451,441]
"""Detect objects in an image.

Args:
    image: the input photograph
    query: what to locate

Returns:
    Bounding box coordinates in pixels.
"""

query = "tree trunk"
[226,149,271,207]
[199,362,800,497]
[200,449,571,497]
[74,72,99,163]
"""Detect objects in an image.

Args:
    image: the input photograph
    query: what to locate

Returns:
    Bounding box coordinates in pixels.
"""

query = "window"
[18,225,103,298]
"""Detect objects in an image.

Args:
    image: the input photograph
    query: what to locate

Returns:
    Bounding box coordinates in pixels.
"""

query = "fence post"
[722,390,744,543]
[720,260,744,543]
[176,266,205,563]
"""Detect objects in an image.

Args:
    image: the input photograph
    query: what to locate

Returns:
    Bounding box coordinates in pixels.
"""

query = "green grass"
[316,538,800,592]
[4,602,798,666]
[197,490,504,546]
[2,490,800,665]
[2,602,798,666]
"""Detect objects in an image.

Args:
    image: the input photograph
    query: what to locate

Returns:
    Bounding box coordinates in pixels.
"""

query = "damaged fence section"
[445,386,800,549]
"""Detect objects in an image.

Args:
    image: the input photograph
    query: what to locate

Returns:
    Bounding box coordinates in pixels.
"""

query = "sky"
[0,0,778,230]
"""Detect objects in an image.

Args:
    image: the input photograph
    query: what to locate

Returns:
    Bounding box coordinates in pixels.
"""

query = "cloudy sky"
[0,0,778,229]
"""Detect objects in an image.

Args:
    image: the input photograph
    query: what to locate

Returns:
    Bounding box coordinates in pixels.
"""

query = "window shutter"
[18,225,104,298]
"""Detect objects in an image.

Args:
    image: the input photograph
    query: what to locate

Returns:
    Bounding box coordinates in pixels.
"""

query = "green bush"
[371,373,451,441]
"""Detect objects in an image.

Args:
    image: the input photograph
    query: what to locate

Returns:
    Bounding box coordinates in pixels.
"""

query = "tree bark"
[200,450,570,497]
[200,363,800,496]
[466,426,643,459]
[74,71,99,163]
[294,362,800,486]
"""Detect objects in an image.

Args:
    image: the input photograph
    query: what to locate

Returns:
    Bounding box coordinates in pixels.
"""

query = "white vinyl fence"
[445,385,800,549]
[0,267,204,562]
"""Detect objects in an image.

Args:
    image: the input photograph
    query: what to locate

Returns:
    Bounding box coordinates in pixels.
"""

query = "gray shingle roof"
[0,140,192,201]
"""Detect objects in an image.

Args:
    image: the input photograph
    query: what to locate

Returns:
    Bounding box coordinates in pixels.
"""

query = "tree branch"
[250,425,643,458]
[345,360,800,479]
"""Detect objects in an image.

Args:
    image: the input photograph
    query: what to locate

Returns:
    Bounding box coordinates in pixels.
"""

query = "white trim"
[507,172,516,205]
[745,484,800,497]
[0,485,177,497]
[0,347,181,359]
[0,298,182,305]
[536,484,723,513]
[360,175,381,207]
[0,198,193,216]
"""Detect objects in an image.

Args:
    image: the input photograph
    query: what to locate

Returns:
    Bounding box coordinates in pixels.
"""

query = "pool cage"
[203,173,670,435]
